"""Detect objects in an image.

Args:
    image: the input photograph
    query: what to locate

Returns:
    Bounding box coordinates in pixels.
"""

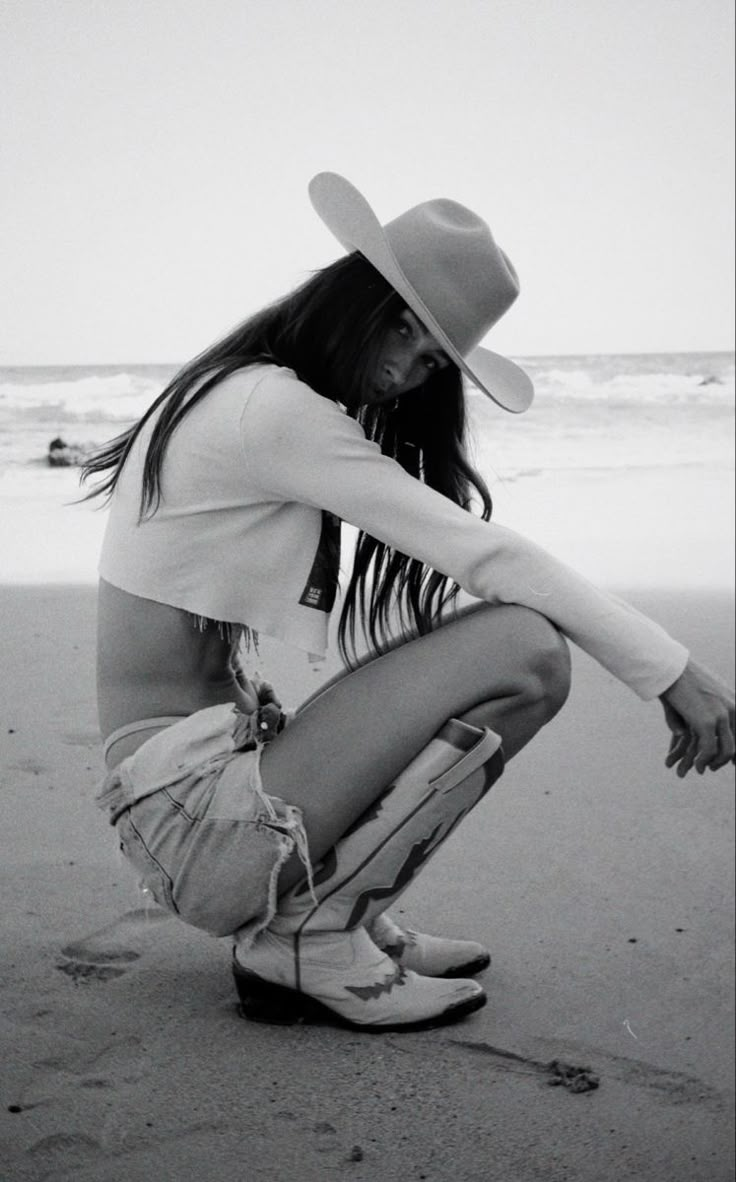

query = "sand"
[0,583,734,1181]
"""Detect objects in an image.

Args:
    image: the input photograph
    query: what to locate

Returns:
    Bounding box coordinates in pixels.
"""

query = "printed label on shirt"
[299,511,341,613]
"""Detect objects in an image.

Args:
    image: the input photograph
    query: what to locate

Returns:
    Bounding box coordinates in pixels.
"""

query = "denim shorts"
[96,703,313,942]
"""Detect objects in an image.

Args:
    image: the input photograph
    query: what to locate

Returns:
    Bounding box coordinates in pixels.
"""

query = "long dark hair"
[81,253,492,662]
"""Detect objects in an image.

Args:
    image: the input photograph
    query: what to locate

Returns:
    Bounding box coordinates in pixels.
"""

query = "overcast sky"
[2,0,733,364]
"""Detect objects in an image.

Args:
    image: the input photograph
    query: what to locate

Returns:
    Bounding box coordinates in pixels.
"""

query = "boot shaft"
[274,719,503,936]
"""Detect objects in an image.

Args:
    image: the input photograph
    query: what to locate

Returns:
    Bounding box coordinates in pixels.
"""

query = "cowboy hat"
[308,172,533,413]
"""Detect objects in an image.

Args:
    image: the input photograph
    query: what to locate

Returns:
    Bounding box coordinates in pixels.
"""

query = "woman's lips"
[372,384,394,402]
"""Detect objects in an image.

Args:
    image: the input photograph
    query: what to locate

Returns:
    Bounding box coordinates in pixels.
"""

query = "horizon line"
[2,346,734,369]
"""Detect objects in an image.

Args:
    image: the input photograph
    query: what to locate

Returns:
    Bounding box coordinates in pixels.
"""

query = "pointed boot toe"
[371,912,491,978]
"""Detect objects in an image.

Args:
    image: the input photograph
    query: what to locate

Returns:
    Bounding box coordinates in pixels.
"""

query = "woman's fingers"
[697,706,736,773]
[665,720,732,777]
[684,713,735,776]
[665,729,690,769]
[256,678,280,707]
[663,700,688,771]
[712,713,736,770]
[256,700,284,742]
[693,728,720,775]
[675,733,699,778]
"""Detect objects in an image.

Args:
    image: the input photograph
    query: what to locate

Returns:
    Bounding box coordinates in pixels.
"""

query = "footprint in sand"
[35,1033,145,1079]
[56,961,129,983]
[57,906,172,982]
[26,1131,102,1167]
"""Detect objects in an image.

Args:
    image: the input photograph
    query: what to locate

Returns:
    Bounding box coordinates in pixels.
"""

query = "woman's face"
[366,308,450,405]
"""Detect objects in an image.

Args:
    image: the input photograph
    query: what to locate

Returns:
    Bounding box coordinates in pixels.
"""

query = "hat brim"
[308,172,533,414]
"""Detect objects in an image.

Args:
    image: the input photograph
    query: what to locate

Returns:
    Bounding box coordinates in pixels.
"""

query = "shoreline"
[1,459,734,591]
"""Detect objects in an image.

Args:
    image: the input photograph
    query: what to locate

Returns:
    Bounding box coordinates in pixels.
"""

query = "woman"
[85,173,734,1033]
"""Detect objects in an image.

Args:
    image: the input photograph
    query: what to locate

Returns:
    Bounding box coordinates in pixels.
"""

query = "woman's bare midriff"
[97,578,255,763]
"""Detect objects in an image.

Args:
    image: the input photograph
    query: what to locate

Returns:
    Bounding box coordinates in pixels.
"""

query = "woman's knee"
[506,607,571,719]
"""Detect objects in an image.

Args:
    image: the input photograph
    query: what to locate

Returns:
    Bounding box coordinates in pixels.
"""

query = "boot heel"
[233,965,325,1026]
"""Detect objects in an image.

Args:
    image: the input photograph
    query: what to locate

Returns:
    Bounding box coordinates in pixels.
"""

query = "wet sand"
[0,584,733,1181]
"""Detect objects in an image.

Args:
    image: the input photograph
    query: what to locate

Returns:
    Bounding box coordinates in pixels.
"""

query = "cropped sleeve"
[240,370,689,699]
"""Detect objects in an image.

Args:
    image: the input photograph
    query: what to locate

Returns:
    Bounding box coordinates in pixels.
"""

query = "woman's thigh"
[260,603,569,866]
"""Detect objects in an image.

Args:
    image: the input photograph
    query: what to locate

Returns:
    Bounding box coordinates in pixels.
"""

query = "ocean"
[0,351,732,481]
[0,352,733,588]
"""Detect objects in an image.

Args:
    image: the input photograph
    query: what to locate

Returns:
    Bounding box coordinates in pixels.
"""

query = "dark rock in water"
[47,437,92,467]
[698,375,722,386]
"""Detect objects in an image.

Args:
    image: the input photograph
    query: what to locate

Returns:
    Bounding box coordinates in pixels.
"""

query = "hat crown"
[384,199,520,354]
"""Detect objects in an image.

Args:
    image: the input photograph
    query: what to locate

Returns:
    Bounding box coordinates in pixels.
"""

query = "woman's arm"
[240,376,686,695]
[240,372,734,771]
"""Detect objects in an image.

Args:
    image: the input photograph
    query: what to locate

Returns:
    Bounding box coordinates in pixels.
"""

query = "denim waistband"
[96,703,269,824]
[103,716,188,765]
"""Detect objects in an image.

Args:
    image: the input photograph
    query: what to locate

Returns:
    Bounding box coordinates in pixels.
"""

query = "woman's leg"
[235,604,568,1030]
[261,603,570,892]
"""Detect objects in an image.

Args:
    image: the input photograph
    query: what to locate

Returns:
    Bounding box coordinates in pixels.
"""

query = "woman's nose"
[383,354,411,389]
[382,362,399,387]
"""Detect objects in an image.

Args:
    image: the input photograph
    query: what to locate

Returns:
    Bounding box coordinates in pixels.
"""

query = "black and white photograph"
[1,2,734,1179]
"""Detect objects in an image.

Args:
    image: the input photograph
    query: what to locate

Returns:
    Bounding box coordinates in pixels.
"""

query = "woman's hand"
[660,658,735,777]
[252,676,286,741]
[232,654,285,737]
[232,674,287,747]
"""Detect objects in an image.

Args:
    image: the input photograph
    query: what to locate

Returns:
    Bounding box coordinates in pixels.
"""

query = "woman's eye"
[424,357,437,371]
[395,321,412,338]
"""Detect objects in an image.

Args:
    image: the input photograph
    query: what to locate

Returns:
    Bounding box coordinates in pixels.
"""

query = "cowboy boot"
[369,912,491,978]
[233,718,504,1032]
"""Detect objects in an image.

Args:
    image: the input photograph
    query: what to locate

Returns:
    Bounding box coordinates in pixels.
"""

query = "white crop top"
[99,364,688,700]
